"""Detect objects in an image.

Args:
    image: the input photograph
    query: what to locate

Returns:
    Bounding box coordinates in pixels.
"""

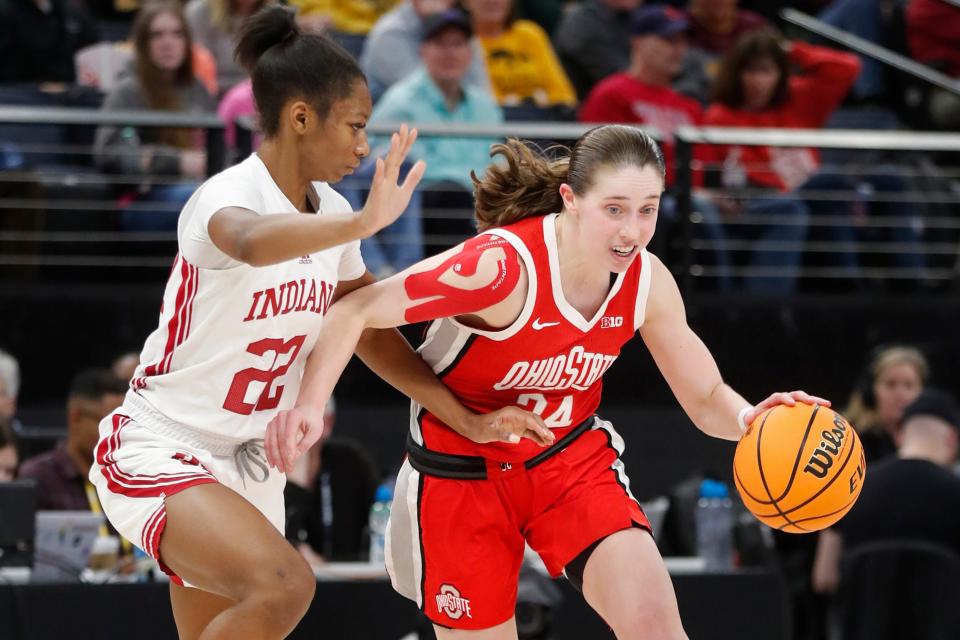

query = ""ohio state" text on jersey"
[242,278,335,322]
[493,346,618,392]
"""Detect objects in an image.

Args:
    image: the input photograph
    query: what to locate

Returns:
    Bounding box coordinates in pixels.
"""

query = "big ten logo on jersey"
[242,278,335,323]
[600,315,623,329]
[493,345,618,392]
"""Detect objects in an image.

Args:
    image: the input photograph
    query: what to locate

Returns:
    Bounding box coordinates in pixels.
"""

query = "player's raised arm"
[208,125,425,267]
[263,234,532,470]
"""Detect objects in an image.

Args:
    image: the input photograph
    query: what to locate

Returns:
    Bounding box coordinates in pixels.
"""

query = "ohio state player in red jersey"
[268,125,828,639]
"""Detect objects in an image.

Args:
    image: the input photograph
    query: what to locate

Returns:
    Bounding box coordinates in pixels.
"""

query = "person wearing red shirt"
[580,5,732,291]
[266,124,826,638]
[705,32,926,292]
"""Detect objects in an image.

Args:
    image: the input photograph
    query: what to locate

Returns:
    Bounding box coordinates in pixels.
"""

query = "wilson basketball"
[733,403,866,533]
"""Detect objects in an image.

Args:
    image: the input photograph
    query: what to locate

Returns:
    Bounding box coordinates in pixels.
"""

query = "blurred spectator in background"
[816,0,891,102]
[554,0,642,100]
[906,0,960,129]
[288,0,399,36]
[361,0,490,102]
[357,9,502,265]
[0,0,99,84]
[18,369,126,511]
[463,0,576,110]
[812,389,960,596]
[286,397,379,563]
[0,349,22,433]
[845,345,928,463]
[705,33,886,293]
[0,420,18,481]
[185,0,269,93]
[94,1,215,232]
[683,0,768,57]
[111,352,140,386]
[579,4,732,290]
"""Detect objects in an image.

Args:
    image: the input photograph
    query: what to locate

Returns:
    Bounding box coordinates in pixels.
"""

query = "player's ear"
[287,101,310,135]
[559,183,577,214]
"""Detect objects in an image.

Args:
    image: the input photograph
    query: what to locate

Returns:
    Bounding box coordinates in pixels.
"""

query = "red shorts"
[384,417,648,630]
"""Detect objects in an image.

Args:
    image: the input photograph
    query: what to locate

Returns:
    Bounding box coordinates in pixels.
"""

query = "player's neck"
[257,139,312,212]
[899,439,955,467]
[555,213,609,294]
[65,439,93,476]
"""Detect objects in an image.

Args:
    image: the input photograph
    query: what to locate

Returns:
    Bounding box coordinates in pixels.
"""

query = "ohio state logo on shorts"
[436,584,473,620]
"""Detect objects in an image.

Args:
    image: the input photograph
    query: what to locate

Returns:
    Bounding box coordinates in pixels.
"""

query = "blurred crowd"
[0,0,957,289]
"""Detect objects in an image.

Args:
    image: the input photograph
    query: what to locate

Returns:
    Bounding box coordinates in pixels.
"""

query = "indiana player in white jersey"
[89,7,548,640]
[267,125,830,639]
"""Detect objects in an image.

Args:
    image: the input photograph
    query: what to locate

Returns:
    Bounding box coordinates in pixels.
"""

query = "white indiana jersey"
[125,153,365,442]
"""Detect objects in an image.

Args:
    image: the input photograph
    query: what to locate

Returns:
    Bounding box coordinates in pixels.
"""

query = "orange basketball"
[733,403,866,533]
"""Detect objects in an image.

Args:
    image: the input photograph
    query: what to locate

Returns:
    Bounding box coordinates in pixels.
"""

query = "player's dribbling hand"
[742,390,832,428]
[264,405,324,473]
[359,123,427,236]
[461,406,557,447]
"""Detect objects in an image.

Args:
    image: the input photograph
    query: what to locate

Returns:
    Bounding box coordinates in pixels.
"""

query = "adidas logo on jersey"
[298,255,313,265]
[242,278,335,322]
[493,345,618,392]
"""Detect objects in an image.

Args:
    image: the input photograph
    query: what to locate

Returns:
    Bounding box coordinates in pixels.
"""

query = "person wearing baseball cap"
[366,7,502,261]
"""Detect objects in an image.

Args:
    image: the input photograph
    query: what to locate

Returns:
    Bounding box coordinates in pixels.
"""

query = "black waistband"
[405,415,598,480]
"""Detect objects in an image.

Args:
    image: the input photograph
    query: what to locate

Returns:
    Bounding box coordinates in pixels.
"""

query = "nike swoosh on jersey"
[531,318,560,330]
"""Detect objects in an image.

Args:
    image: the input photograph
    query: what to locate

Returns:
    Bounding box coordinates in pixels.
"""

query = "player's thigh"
[433,616,518,640]
[581,528,686,640]
[159,482,314,602]
[169,581,234,640]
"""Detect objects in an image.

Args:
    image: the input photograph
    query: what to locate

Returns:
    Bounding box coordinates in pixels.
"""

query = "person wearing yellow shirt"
[289,0,401,35]
[463,0,577,107]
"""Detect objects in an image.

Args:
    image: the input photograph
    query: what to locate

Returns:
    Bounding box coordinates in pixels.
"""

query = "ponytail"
[234,4,298,75]
[472,140,568,232]
[234,5,364,137]
[472,125,665,231]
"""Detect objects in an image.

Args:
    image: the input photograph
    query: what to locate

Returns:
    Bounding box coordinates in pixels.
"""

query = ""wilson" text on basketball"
[802,415,848,479]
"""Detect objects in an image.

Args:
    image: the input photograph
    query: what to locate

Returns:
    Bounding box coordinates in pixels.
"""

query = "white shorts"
[89,409,286,586]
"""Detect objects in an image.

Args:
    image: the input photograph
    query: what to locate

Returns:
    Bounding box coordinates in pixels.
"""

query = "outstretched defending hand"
[742,390,832,429]
[264,405,324,473]
[358,123,426,236]
[459,406,557,447]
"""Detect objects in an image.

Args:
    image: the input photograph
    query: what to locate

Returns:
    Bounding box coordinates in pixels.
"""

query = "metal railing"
[673,126,960,293]
[2,105,959,296]
[781,8,960,96]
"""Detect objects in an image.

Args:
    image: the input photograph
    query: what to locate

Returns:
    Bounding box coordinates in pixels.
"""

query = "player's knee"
[247,554,316,625]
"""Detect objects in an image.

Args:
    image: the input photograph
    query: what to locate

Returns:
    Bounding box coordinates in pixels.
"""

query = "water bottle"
[368,484,393,566]
[694,479,734,572]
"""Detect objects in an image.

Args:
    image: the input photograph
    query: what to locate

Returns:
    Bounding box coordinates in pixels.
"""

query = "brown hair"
[132,1,197,148]
[845,345,930,435]
[472,125,665,231]
[712,30,790,110]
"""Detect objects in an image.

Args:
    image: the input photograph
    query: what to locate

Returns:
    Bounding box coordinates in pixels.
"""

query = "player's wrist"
[737,405,753,434]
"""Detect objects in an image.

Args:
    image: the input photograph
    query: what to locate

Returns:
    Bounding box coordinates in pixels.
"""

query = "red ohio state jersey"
[412,213,652,463]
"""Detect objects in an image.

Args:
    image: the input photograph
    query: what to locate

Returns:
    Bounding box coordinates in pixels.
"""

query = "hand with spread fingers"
[358,123,426,237]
